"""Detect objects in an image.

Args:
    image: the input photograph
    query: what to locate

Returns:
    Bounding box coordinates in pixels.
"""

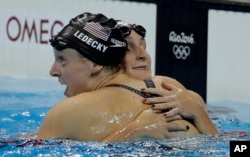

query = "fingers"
[143,95,176,105]
[163,107,180,117]
[161,81,174,91]
[141,82,180,95]
[141,87,169,96]
[162,81,182,92]
[164,115,183,122]
[161,80,173,91]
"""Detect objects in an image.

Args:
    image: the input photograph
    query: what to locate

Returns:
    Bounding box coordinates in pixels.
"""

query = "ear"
[91,63,103,74]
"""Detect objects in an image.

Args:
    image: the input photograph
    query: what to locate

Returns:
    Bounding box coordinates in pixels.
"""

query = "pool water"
[0,77,250,157]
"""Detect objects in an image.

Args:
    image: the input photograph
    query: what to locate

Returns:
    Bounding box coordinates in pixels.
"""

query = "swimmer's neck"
[92,70,126,90]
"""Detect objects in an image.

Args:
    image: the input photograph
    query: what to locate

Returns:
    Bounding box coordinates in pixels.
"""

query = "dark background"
[121,0,250,102]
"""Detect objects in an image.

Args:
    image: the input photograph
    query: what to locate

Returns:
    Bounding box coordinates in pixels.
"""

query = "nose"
[136,47,148,61]
[49,62,59,77]
[137,55,146,61]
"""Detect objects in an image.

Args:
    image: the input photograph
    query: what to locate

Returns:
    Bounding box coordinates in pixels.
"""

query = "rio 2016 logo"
[172,45,190,59]
[169,31,195,60]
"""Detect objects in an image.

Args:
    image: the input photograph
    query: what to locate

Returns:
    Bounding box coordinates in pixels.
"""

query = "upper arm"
[37,99,76,139]
[37,105,65,139]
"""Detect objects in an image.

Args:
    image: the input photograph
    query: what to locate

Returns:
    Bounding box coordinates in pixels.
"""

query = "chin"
[64,87,71,97]
[64,91,69,97]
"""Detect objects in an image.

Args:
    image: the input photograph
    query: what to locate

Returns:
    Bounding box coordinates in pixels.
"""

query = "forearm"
[188,91,218,134]
[193,107,218,134]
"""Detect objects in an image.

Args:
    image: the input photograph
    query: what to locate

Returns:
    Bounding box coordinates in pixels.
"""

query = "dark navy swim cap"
[50,12,128,65]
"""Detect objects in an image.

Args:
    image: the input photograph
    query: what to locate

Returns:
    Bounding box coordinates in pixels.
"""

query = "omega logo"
[6,16,63,44]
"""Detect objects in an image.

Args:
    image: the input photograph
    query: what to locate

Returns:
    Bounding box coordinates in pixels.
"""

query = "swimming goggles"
[116,21,146,38]
[49,35,69,50]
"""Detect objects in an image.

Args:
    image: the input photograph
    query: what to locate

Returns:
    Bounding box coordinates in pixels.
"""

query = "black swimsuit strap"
[144,79,156,88]
[106,80,158,98]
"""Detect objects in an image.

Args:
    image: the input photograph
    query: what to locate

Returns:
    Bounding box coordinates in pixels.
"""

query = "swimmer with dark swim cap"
[50,12,128,65]
[38,12,201,142]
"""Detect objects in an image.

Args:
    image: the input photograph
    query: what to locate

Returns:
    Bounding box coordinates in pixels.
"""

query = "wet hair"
[50,12,128,66]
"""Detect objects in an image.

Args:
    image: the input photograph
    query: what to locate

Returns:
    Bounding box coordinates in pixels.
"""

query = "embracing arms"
[141,78,218,134]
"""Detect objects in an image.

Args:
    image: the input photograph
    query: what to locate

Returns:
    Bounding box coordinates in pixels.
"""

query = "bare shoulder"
[153,75,176,82]
[152,75,186,89]
[38,89,126,140]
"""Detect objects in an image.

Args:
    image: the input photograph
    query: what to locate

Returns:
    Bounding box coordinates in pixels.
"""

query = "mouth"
[58,80,68,96]
[64,86,69,96]
[132,65,149,71]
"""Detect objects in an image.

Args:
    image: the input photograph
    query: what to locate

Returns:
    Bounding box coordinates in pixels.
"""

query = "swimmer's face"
[124,30,152,80]
[50,48,94,97]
